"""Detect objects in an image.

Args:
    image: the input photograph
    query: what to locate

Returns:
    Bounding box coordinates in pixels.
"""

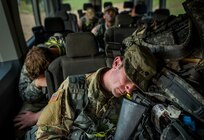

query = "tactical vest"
[67,75,120,140]
[68,75,88,114]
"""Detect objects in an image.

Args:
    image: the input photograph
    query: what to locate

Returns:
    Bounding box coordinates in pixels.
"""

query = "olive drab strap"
[68,75,88,115]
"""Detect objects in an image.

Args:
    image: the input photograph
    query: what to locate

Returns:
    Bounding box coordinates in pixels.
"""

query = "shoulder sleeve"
[19,65,43,102]
[91,24,101,35]
[36,79,74,139]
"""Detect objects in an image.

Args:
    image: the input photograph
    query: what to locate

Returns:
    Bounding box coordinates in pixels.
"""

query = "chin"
[112,88,122,97]
[112,92,121,97]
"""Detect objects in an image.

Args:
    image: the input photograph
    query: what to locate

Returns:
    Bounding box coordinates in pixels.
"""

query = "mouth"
[118,88,124,95]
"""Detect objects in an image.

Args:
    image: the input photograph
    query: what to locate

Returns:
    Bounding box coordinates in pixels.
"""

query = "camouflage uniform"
[36,68,122,140]
[79,16,98,32]
[92,23,107,52]
[19,34,66,112]
[19,65,49,112]
[17,34,66,140]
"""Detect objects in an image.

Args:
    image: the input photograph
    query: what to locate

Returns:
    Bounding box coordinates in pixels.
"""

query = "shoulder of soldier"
[49,78,69,103]
[91,24,103,35]
[80,16,86,22]
[19,64,30,81]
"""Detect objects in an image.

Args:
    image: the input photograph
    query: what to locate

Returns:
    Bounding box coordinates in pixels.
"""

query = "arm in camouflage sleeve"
[18,65,45,103]
[36,79,75,140]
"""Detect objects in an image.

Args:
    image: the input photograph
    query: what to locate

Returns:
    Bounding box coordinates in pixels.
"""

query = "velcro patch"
[49,90,62,103]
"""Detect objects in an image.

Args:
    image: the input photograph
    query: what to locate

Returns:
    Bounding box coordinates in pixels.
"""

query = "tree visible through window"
[18,0,35,41]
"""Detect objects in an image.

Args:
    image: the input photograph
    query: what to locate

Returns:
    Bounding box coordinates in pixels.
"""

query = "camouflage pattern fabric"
[80,16,98,32]
[36,68,122,139]
[36,79,74,140]
[18,35,66,112]
[19,65,48,112]
[123,41,157,91]
[123,14,195,60]
[92,23,107,51]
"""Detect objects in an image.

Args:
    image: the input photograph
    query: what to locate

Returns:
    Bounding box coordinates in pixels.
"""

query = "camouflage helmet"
[123,44,157,91]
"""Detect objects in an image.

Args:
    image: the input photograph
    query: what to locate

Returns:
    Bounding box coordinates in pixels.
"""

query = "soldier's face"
[104,10,116,22]
[110,57,136,97]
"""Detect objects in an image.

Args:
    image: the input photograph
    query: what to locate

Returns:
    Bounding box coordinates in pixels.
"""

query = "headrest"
[66,32,99,57]
[135,3,147,15]
[61,3,71,11]
[44,17,65,33]
[104,2,113,8]
[55,10,69,20]
[123,1,133,9]
[115,14,133,27]
[153,8,170,22]
[83,3,93,10]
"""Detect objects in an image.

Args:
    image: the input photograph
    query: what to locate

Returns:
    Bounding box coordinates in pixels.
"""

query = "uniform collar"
[87,67,112,99]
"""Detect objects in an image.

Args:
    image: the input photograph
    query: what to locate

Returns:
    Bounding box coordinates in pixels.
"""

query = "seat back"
[120,1,133,14]
[44,17,65,34]
[44,17,73,37]
[32,25,46,45]
[105,42,123,67]
[45,57,63,95]
[66,13,79,32]
[45,32,107,96]
[60,3,71,11]
[104,26,137,44]
[55,10,79,32]
[104,14,136,44]
[104,2,113,8]
[115,14,134,27]
[153,8,170,22]
[58,3,79,32]
[66,32,99,57]
[104,14,136,67]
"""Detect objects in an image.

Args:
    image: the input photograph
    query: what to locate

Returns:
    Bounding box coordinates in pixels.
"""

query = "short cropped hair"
[25,47,54,80]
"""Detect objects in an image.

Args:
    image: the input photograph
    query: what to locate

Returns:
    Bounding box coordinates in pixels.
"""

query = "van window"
[39,0,46,26]
[62,0,89,11]
[166,0,185,16]
[153,0,185,16]
[18,0,35,40]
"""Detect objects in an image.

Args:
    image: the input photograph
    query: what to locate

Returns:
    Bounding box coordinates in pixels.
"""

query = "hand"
[13,111,41,130]
[34,75,47,88]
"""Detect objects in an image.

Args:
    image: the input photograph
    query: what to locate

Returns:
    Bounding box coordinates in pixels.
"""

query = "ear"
[112,56,122,69]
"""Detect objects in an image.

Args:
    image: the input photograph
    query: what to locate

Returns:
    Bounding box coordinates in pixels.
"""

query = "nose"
[125,84,136,93]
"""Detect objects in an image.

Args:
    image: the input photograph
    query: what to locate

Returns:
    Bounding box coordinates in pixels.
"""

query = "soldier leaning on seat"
[36,41,157,139]
[13,33,65,140]
[36,1,204,139]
